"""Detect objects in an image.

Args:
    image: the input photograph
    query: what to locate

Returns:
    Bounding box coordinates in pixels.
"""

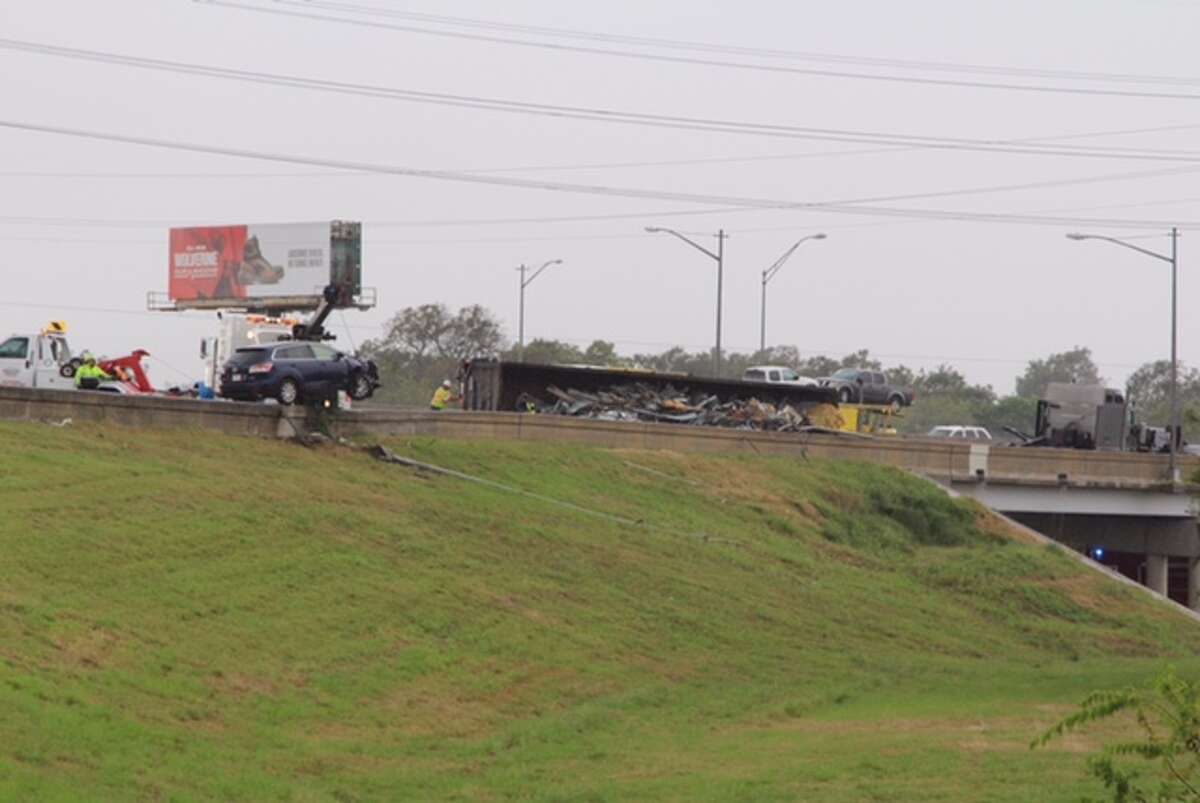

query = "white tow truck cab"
[201,312,299,393]
[0,321,77,390]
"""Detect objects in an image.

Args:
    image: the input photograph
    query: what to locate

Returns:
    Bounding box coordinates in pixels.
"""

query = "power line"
[1040,195,1200,215]
[10,188,1199,246]
[203,0,1200,102]
[4,118,1200,230]
[0,299,195,318]
[0,169,363,180]
[307,192,1200,244]
[0,235,160,244]
[7,162,1200,229]
[287,0,1200,90]
[5,122,1200,180]
[0,148,911,178]
[11,159,1200,248]
[0,207,750,229]
[12,38,1200,160]
[0,215,191,229]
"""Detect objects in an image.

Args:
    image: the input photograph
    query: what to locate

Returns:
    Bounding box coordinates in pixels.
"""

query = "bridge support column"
[1146,554,1170,597]
[1190,558,1200,611]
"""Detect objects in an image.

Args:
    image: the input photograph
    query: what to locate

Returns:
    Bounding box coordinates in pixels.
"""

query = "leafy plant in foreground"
[1033,670,1200,801]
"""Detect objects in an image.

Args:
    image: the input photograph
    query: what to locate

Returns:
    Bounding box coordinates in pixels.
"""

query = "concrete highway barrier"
[0,386,292,439]
[0,387,1193,492]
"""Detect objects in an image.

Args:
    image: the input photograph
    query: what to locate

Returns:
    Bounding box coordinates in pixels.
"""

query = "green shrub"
[820,470,988,553]
[1034,669,1200,801]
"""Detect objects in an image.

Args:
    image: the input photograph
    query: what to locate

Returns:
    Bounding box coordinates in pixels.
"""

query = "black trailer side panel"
[463,360,837,412]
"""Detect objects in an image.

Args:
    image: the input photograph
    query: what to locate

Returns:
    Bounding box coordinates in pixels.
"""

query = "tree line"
[361,303,1196,436]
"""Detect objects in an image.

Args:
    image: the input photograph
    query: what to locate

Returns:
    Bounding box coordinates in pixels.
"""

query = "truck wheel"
[348,373,373,401]
[277,379,300,406]
[887,394,904,412]
[60,359,81,379]
[838,386,853,403]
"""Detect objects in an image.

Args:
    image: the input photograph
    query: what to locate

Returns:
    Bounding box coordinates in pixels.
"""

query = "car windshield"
[780,369,801,381]
[229,348,269,367]
[832,368,859,380]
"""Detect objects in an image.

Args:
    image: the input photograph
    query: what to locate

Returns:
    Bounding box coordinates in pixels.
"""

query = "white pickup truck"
[0,324,79,390]
[742,364,819,387]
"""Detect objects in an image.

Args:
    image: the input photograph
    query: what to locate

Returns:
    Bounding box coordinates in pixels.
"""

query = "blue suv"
[220,342,380,405]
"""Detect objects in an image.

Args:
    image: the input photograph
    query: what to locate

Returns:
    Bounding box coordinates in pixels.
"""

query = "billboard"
[168,222,359,308]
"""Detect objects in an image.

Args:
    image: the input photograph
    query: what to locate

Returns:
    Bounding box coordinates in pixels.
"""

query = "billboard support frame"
[148,287,377,314]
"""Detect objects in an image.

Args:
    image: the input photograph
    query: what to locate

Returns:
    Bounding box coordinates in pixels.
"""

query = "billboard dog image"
[238,235,285,286]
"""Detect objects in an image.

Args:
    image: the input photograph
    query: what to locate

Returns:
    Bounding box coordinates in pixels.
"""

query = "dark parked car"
[220,342,380,405]
[819,368,914,409]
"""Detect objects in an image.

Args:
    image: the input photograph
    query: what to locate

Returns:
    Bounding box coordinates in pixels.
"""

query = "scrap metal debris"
[515,383,831,432]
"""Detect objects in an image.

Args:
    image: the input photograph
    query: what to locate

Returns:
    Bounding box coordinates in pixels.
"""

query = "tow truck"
[0,321,156,394]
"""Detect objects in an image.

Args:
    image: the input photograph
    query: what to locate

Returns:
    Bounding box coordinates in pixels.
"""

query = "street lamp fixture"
[645,225,728,376]
[760,233,827,352]
[517,258,563,362]
[1066,229,1180,482]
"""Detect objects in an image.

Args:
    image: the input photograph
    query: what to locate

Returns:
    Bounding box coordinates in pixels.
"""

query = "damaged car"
[219,341,380,405]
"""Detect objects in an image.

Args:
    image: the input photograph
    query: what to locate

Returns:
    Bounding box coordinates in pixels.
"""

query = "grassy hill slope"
[1,421,1198,802]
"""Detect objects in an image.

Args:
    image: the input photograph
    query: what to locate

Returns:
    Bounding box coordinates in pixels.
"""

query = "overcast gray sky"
[3,0,1200,393]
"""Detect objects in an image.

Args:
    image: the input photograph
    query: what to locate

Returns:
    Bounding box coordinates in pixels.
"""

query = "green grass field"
[1,420,1198,802]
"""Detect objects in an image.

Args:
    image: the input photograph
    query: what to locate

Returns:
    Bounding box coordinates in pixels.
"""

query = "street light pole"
[645,226,727,376]
[517,258,563,362]
[1066,229,1181,482]
[760,233,827,352]
[1171,227,1179,483]
[760,271,767,354]
[716,229,724,377]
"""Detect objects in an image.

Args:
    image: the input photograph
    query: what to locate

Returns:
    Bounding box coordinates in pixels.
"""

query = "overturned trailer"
[462,359,838,429]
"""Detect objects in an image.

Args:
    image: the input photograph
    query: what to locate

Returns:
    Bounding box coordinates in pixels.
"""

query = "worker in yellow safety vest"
[429,379,460,411]
[74,352,113,390]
